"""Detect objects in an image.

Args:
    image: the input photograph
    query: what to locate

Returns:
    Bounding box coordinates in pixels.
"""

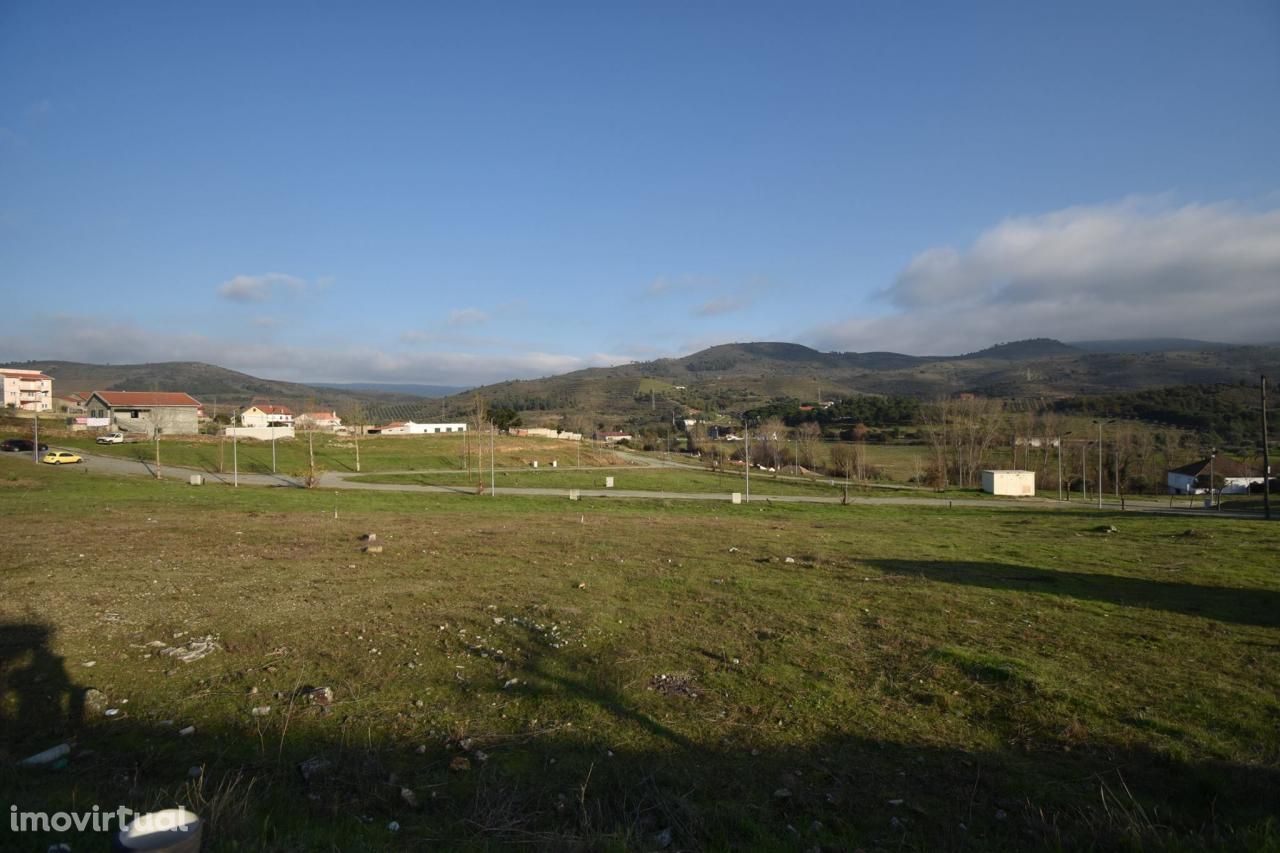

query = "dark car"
[1,439,50,453]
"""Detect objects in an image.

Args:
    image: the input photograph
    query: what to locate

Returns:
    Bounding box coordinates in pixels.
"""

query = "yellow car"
[41,450,83,465]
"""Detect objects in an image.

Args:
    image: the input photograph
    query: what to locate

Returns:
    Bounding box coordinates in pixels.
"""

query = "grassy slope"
[1,457,1278,851]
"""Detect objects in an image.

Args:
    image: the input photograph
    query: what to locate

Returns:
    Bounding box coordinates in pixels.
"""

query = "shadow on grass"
[3,618,1278,851]
[871,559,1280,629]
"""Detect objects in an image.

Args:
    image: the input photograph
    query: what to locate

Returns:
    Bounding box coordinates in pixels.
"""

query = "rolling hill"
[9,337,1278,430]
[0,360,428,417]
[436,339,1280,427]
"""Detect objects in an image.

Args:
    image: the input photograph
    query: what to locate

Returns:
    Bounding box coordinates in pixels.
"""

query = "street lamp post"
[1210,447,1216,509]
[1057,432,1072,501]
[1096,421,1103,510]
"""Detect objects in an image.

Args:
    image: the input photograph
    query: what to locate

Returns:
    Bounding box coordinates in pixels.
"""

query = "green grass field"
[2,456,1278,851]
[349,466,861,497]
[40,432,631,476]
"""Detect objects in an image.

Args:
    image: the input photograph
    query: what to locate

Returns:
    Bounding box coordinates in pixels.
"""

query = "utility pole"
[1096,421,1103,510]
[490,422,495,496]
[1081,442,1087,502]
[1057,435,1063,501]
[1260,375,1272,521]
[31,408,40,464]
[1209,447,1216,510]
[744,419,750,503]
[233,429,239,488]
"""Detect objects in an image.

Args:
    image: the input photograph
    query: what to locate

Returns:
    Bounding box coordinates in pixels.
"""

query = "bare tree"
[339,402,366,473]
[471,393,489,489]
[796,422,822,471]
[922,396,1005,488]
[757,417,787,471]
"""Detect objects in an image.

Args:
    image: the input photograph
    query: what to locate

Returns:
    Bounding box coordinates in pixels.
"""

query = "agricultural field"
[348,467,860,498]
[2,456,1278,850]
[41,432,632,477]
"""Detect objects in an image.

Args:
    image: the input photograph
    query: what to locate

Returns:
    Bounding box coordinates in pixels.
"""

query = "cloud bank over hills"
[809,199,1280,354]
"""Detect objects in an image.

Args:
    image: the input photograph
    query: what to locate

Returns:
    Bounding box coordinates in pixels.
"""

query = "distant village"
[2,366,1270,498]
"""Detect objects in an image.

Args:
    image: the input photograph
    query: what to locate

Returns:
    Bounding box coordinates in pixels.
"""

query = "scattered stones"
[400,787,418,808]
[503,678,520,690]
[360,533,378,542]
[83,688,109,715]
[1094,524,1118,534]
[649,672,700,699]
[306,686,335,706]
[414,745,427,755]
[81,661,96,668]
[473,750,489,763]
[104,708,122,718]
[784,557,796,564]
[363,544,384,555]
[576,582,587,589]
[297,756,332,783]
[387,821,400,832]
[250,706,272,717]
[728,547,739,553]
[178,726,196,737]
[160,636,220,664]
[449,756,471,772]
[774,787,792,799]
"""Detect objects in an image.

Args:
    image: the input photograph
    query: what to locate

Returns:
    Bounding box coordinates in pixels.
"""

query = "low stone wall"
[222,426,296,441]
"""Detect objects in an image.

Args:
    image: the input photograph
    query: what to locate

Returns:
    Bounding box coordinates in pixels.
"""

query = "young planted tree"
[340,402,366,472]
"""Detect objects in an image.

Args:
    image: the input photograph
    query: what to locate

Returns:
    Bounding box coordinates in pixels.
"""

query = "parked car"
[2,439,50,453]
[41,450,83,465]
[96,432,125,445]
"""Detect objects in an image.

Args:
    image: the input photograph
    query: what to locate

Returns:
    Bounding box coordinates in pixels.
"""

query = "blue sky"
[2,1,1278,385]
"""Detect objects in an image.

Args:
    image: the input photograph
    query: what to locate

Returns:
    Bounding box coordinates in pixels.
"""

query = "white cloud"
[216,273,307,303]
[1,316,635,387]
[448,308,490,327]
[810,199,1280,354]
[693,295,751,318]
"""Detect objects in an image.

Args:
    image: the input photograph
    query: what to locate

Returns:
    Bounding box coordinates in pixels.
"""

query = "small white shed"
[982,469,1036,497]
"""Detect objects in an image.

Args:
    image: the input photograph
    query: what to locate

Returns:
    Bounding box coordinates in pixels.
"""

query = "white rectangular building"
[374,421,468,435]
[2,369,53,412]
[981,469,1036,497]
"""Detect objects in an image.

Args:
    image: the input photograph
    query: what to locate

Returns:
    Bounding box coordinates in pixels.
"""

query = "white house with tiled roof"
[240,404,294,428]
[295,411,342,431]
[2,369,53,412]
[85,390,203,434]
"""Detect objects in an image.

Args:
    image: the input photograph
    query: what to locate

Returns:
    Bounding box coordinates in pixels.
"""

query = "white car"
[96,432,125,445]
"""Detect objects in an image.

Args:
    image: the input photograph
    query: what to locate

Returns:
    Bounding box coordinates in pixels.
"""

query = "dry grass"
[2,456,1278,850]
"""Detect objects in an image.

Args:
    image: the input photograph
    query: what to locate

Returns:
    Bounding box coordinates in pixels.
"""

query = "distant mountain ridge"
[312,381,471,398]
[436,337,1280,424]
[0,360,429,414]
[9,337,1278,427]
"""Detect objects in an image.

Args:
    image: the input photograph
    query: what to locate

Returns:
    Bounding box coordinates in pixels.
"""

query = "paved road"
[34,446,1271,519]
